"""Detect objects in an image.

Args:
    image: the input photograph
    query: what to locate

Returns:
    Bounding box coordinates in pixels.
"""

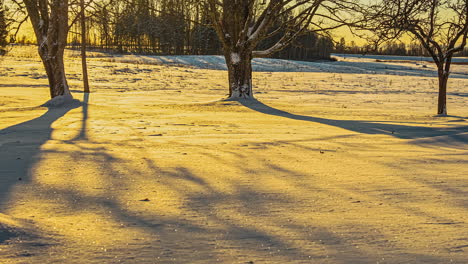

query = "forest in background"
[335,38,468,57]
[2,0,467,59]
[66,0,334,60]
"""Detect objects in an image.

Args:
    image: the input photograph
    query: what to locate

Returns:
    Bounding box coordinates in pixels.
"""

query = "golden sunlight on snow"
[0,46,467,263]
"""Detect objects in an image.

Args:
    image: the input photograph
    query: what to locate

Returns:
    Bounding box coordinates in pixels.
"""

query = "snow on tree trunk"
[225,50,253,99]
[40,49,71,98]
[24,0,73,104]
[437,69,449,116]
[207,0,324,101]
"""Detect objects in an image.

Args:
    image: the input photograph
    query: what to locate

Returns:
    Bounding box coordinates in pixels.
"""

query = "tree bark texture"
[81,0,90,93]
[208,0,320,100]
[24,0,72,99]
[219,0,254,99]
[437,68,449,115]
[225,50,253,99]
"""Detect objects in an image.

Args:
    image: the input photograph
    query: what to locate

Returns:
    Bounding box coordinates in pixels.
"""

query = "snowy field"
[91,51,468,78]
[0,46,467,263]
[332,53,468,64]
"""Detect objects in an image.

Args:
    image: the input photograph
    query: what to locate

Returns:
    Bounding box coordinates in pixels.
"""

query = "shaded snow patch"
[42,95,80,108]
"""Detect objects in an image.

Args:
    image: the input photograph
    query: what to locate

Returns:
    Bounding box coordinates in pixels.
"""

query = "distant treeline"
[9,0,467,60]
[335,37,468,57]
[45,0,333,61]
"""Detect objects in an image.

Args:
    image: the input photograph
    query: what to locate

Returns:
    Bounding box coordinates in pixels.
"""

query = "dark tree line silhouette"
[65,0,334,61]
[335,37,468,57]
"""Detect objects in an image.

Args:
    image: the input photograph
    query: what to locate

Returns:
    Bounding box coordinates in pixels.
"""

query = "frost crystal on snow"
[231,53,241,64]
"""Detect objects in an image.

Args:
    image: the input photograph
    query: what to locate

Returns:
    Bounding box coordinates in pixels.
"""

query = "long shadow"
[19,145,440,263]
[0,102,80,206]
[32,141,450,263]
[273,89,468,99]
[2,100,454,263]
[239,99,468,142]
[72,93,89,141]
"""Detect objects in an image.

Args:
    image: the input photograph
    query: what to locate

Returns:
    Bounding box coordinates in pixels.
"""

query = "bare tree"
[361,0,468,115]
[204,0,345,99]
[22,0,74,104]
[81,0,90,93]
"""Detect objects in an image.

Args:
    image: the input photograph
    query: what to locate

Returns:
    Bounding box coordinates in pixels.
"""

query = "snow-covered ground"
[0,46,467,264]
[332,53,468,63]
[101,52,468,79]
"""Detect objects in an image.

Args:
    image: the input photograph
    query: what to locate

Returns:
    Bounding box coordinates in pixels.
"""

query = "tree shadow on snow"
[239,99,468,146]
[0,95,459,263]
[73,93,89,141]
[0,101,80,206]
[27,147,449,263]
[27,102,450,263]
[0,100,80,258]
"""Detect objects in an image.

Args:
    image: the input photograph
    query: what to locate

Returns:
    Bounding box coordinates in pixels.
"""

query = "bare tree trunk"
[40,51,70,98]
[207,0,325,100]
[360,0,468,116]
[437,68,449,115]
[0,1,8,51]
[81,0,90,93]
[225,50,253,99]
[25,0,73,103]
